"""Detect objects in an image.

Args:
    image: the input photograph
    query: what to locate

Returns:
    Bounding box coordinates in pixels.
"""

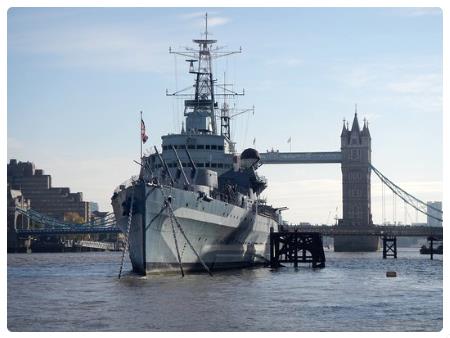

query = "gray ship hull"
[334,235,379,252]
[112,182,278,274]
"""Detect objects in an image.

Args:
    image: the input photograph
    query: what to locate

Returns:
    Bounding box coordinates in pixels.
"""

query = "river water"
[7,249,442,332]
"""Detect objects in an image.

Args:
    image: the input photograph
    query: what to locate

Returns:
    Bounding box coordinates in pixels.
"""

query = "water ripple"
[7,249,442,331]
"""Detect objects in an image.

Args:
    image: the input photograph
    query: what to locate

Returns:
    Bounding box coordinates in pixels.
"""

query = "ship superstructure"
[145,14,252,180]
[111,14,281,274]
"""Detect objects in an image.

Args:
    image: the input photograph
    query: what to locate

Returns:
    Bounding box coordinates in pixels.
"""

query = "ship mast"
[219,74,254,144]
[193,13,217,133]
[167,13,243,137]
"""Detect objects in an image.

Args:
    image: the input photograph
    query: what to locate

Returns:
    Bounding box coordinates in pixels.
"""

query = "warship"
[111,15,282,275]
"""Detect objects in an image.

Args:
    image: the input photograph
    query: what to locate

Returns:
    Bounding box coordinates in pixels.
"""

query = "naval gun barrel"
[184,146,197,179]
[154,146,175,186]
[171,145,190,186]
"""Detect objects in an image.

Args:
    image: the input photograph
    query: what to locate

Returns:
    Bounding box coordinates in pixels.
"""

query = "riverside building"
[7,159,90,222]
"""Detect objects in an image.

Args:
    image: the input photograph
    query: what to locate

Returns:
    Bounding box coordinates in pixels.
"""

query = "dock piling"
[269,230,325,269]
[382,236,397,259]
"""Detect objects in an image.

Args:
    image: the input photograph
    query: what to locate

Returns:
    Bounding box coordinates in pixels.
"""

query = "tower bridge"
[260,111,442,252]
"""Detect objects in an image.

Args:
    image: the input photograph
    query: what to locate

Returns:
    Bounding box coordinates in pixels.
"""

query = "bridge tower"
[340,111,372,226]
[337,110,377,251]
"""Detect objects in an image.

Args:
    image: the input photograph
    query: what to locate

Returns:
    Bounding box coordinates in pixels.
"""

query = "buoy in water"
[386,271,397,277]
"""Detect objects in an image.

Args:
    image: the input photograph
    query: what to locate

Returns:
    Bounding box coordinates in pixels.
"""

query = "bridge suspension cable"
[394,193,397,224]
[381,182,385,224]
[370,165,443,223]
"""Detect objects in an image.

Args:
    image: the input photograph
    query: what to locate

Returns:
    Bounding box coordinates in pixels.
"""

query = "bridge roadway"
[260,151,342,164]
[16,226,122,237]
[287,225,443,238]
[74,240,119,251]
[16,224,442,239]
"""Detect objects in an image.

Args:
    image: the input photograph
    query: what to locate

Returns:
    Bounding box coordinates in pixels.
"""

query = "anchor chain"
[158,186,213,276]
[167,204,185,277]
[167,202,213,276]
[118,188,135,279]
[180,241,187,259]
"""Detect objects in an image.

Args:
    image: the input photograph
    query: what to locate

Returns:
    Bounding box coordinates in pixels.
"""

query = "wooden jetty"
[269,228,326,268]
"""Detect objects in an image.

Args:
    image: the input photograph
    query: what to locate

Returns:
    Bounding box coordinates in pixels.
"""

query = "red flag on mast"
[141,119,148,143]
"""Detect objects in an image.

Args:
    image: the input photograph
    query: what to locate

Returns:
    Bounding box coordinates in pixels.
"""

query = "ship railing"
[113,175,140,193]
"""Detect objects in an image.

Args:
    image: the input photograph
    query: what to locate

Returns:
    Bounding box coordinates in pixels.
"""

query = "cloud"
[266,57,303,68]
[363,112,382,122]
[251,79,279,92]
[178,11,230,29]
[385,73,442,113]
[262,179,341,224]
[179,11,209,20]
[386,74,441,95]
[9,10,233,73]
[7,137,27,162]
[7,137,24,153]
[9,20,173,73]
[207,17,230,27]
[331,61,442,115]
[397,8,442,17]
[343,64,380,87]
[372,181,442,197]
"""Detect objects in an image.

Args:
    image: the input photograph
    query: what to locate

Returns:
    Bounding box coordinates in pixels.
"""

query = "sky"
[7,7,443,224]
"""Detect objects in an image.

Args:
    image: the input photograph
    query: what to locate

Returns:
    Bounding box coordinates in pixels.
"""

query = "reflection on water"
[7,249,442,331]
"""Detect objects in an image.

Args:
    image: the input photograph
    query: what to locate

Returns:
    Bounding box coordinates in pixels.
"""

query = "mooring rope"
[118,188,135,279]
